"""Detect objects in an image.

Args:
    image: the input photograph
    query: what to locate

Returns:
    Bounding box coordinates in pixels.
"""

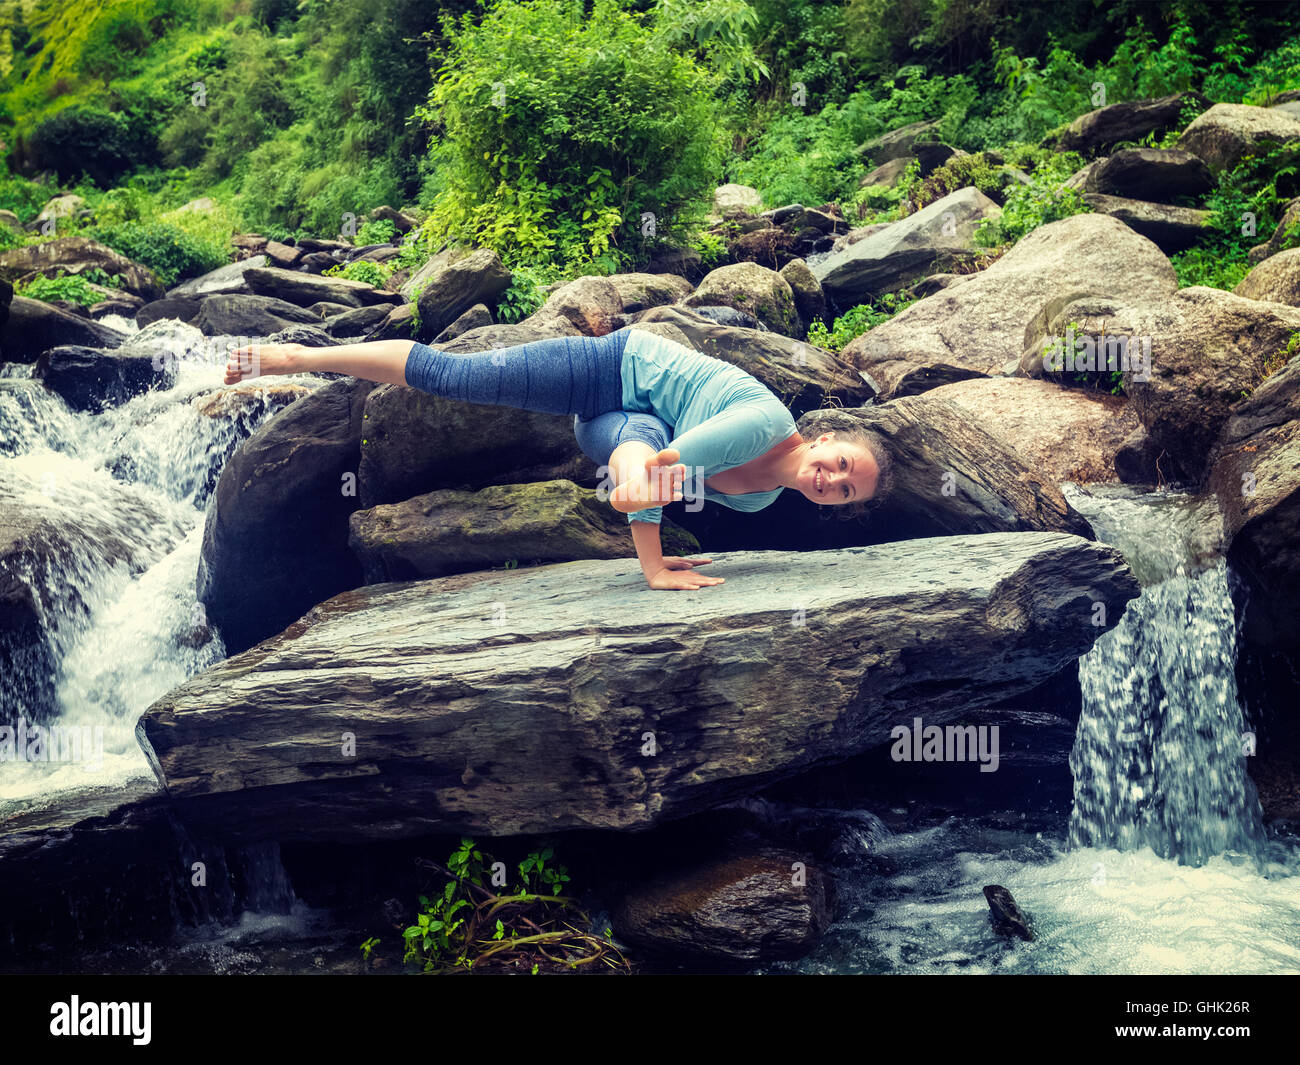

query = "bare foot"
[609,448,687,512]
[224,343,305,385]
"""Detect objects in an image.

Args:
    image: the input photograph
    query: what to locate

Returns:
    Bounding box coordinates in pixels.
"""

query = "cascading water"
[1064,484,1266,865]
[1,319,317,930]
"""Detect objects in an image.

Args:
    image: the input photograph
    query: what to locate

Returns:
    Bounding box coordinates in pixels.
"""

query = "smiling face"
[795,432,879,505]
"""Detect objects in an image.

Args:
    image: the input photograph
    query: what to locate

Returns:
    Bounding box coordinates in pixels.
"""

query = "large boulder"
[797,402,1094,540]
[779,259,826,327]
[626,305,874,415]
[34,344,175,412]
[681,262,802,337]
[607,273,693,314]
[1080,194,1212,252]
[1032,287,1300,484]
[921,377,1138,485]
[857,119,941,164]
[1207,356,1300,651]
[1083,148,1213,201]
[241,266,403,309]
[166,255,269,298]
[1,296,127,361]
[1055,92,1210,155]
[192,293,322,337]
[1251,196,1300,263]
[357,384,590,509]
[1177,103,1300,173]
[711,183,764,217]
[197,377,377,657]
[0,237,164,301]
[812,187,1001,306]
[843,213,1178,400]
[414,249,512,341]
[1233,247,1300,305]
[524,275,622,336]
[137,531,1138,843]
[348,479,699,582]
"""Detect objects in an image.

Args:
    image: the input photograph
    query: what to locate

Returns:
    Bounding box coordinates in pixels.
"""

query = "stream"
[2,324,1298,975]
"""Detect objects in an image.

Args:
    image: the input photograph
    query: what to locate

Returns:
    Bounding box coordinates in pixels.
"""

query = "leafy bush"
[807,292,915,352]
[89,219,226,286]
[16,270,114,306]
[382,837,628,974]
[420,0,729,272]
[324,259,391,287]
[1170,144,1299,289]
[975,152,1088,246]
[495,264,559,324]
[25,108,143,186]
[355,217,398,246]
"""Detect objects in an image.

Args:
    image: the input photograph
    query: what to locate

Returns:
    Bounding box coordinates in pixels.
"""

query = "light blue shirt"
[618,329,797,525]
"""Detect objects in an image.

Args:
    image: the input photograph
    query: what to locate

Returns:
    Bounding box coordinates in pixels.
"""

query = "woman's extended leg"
[225,339,416,386]
[228,332,632,420]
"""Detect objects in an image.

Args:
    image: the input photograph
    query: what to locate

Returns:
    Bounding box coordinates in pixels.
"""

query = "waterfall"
[0,321,321,893]
[1063,484,1265,865]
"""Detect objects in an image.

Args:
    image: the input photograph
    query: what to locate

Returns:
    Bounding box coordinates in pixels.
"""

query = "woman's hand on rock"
[646,563,724,590]
[224,343,306,385]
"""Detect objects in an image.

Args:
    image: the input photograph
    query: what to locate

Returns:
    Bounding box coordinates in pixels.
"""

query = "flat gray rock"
[138,532,1138,844]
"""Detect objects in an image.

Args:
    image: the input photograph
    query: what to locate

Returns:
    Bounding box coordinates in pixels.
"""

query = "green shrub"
[89,219,226,286]
[355,217,398,246]
[420,0,728,272]
[324,258,391,287]
[25,108,142,186]
[1170,144,1299,289]
[495,264,558,324]
[975,152,1089,246]
[807,292,915,352]
[16,271,111,306]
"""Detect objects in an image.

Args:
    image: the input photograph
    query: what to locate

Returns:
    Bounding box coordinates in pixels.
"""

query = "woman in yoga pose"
[224,326,891,590]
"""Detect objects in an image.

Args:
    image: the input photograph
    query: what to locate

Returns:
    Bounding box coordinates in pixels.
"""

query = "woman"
[224,326,891,590]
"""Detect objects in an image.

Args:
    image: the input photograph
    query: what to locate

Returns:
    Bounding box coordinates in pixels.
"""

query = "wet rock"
[983,884,1034,941]
[1207,356,1300,652]
[1,296,127,361]
[609,847,831,963]
[192,293,322,337]
[197,377,376,656]
[138,531,1139,843]
[34,343,175,412]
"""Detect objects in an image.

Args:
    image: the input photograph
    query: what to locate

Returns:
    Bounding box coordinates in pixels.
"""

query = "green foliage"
[807,292,914,352]
[324,259,392,288]
[905,153,1005,210]
[16,269,118,306]
[974,151,1089,247]
[25,108,146,186]
[690,231,728,270]
[89,218,226,286]
[421,0,729,271]
[495,263,558,324]
[355,217,398,247]
[1170,144,1299,289]
[386,837,628,974]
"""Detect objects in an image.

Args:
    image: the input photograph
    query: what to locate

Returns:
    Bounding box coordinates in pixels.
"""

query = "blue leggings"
[403,327,672,467]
